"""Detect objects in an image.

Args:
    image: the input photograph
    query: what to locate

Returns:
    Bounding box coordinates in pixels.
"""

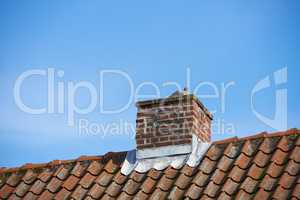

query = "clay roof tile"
[185,184,203,199]
[14,181,31,197]
[70,185,87,200]
[141,176,156,194]
[53,188,71,200]
[0,184,14,199]
[37,190,54,200]
[62,175,79,191]
[122,179,140,195]
[87,183,105,199]
[0,129,299,199]
[86,161,103,176]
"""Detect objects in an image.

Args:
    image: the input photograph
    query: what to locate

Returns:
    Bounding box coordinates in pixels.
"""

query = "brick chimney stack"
[135,90,213,159]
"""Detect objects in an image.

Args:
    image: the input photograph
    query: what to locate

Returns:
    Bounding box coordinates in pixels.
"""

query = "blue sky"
[0,0,299,167]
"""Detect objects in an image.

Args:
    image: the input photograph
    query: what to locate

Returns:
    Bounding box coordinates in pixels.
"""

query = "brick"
[136,93,212,149]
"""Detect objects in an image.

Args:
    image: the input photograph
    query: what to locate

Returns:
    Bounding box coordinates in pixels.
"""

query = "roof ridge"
[213,128,299,145]
[0,151,126,174]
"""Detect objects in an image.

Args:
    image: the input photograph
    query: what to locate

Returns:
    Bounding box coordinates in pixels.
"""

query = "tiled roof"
[0,128,299,200]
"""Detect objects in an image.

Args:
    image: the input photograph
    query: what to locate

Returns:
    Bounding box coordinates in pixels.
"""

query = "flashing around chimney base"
[136,144,191,160]
[121,135,211,175]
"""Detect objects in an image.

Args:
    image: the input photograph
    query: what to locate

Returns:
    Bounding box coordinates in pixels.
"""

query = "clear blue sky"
[0,0,299,167]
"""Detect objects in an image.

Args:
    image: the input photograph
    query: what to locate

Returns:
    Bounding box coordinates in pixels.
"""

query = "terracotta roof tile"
[277,136,292,151]
[113,171,128,185]
[104,160,119,174]
[228,166,245,182]
[252,151,271,167]
[285,159,300,176]
[270,148,289,165]
[216,156,234,172]
[164,166,179,179]
[37,190,54,200]
[185,184,203,199]
[0,130,299,199]
[37,169,53,183]
[174,173,192,190]
[14,182,31,197]
[168,186,185,199]
[203,181,220,197]
[54,166,70,180]
[221,178,239,195]
[199,158,216,174]
[235,190,252,200]
[181,165,197,176]
[234,152,251,169]
[29,179,46,195]
[84,196,94,200]
[223,143,241,158]
[86,161,103,176]
[6,173,23,187]
[258,137,278,154]
[46,177,62,193]
[291,146,300,163]
[205,145,224,161]
[71,185,87,200]
[105,181,122,197]
[278,172,297,189]
[0,177,6,189]
[101,193,115,200]
[62,175,79,191]
[292,182,300,199]
[8,193,22,200]
[117,191,133,200]
[247,164,264,180]
[122,179,141,195]
[259,174,277,191]
[210,168,226,185]
[253,188,270,200]
[272,186,291,199]
[129,171,146,183]
[192,171,209,187]
[240,140,258,156]
[71,162,88,178]
[23,191,38,200]
[79,173,96,189]
[203,194,217,200]
[22,170,38,184]
[149,188,168,200]
[141,177,156,194]
[87,183,105,199]
[156,175,174,191]
[0,184,14,199]
[54,188,71,200]
[96,171,114,187]
[240,177,257,193]
[217,191,231,200]
[134,190,149,199]
[147,169,162,180]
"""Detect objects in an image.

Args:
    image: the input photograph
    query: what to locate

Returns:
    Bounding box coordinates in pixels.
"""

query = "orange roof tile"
[0,129,299,199]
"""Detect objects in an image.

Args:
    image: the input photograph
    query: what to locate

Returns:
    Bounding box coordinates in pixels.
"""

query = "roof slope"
[0,129,299,200]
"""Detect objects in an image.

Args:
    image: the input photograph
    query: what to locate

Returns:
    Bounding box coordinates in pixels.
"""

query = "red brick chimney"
[135,90,212,159]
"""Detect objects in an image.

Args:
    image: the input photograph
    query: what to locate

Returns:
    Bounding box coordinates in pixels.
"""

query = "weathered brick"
[135,93,212,149]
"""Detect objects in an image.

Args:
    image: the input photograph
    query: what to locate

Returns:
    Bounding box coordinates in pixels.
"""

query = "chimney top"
[136,92,212,120]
